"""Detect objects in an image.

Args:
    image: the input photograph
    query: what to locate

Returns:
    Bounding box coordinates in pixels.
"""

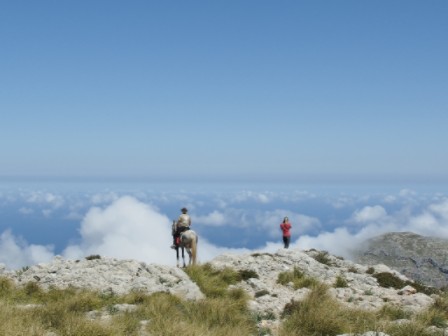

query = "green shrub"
[374,272,406,289]
[238,269,259,280]
[348,266,358,273]
[313,251,332,265]
[334,275,348,288]
[366,267,375,274]
[250,252,273,258]
[411,281,439,296]
[374,272,438,296]
[85,254,101,260]
[255,290,270,298]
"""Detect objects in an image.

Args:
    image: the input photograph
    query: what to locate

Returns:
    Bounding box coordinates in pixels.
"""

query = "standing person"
[280,217,292,248]
[171,207,192,249]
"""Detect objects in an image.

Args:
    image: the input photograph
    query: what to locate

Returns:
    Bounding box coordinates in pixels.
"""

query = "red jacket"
[280,222,292,237]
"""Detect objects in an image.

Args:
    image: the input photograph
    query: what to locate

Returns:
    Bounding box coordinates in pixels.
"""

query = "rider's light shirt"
[176,214,191,229]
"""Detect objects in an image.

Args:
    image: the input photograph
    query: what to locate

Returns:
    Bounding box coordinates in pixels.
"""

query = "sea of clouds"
[0,182,447,269]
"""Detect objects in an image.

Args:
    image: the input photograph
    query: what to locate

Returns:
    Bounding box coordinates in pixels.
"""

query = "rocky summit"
[210,249,434,318]
[2,256,204,301]
[0,247,445,336]
[355,231,448,288]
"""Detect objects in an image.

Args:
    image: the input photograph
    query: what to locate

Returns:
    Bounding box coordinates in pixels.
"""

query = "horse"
[173,221,198,267]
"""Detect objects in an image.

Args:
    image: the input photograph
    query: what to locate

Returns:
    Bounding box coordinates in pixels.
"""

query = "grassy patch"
[279,284,350,336]
[377,304,412,320]
[0,273,257,336]
[277,267,319,290]
[313,251,332,265]
[184,263,242,298]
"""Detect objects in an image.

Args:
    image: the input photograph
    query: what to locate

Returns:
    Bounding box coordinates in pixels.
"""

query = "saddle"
[175,226,190,245]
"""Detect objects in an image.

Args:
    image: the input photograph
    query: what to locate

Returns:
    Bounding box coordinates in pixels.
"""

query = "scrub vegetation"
[1,265,447,336]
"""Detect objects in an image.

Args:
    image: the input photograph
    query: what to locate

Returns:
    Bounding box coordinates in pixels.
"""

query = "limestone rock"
[355,232,448,288]
[9,255,204,301]
[208,248,434,319]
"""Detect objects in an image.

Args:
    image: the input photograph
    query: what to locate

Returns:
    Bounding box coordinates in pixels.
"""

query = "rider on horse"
[171,207,191,249]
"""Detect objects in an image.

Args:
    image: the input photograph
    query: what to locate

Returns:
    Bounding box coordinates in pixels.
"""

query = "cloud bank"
[1,189,447,269]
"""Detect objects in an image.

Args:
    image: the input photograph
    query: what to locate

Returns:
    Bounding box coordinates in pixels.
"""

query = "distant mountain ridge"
[355,232,448,288]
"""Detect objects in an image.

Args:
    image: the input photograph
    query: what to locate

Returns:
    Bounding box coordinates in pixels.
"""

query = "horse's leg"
[182,246,186,268]
[176,246,180,268]
[186,247,192,266]
[191,235,198,265]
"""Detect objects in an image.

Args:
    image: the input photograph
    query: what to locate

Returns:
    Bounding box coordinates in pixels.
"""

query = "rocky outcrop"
[0,247,443,335]
[6,256,204,301]
[354,232,448,288]
[209,249,434,321]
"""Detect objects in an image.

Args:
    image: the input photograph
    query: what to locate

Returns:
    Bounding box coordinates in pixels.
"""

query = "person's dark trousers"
[174,226,189,245]
[283,236,290,248]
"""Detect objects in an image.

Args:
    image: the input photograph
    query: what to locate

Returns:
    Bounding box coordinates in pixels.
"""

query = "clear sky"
[1,1,447,183]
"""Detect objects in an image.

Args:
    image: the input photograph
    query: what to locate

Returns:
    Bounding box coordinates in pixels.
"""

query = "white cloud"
[63,196,173,264]
[399,189,417,198]
[233,191,271,204]
[62,196,274,266]
[428,199,448,219]
[42,209,53,218]
[19,207,34,215]
[383,195,397,203]
[2,191,448,271]
[1,196,272,268]
[352,205,387,223]
[293,198,448,260]
[90,192,119,205]
[257,194,270,203]
[26,192,65,208]
[330,196,355,209]
[193,210,226,226]
[0,230,54,269]
[292,224,393,260]
[65,211,84,220]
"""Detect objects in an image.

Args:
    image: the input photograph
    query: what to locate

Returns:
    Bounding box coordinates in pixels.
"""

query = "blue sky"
[1,2,448,270]
[1,1,447,182]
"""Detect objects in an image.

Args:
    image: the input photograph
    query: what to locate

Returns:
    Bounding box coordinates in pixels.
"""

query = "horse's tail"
[191,233,198,265]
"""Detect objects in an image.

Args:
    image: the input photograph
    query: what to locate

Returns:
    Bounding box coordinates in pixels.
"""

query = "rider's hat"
[181,207,188,212]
